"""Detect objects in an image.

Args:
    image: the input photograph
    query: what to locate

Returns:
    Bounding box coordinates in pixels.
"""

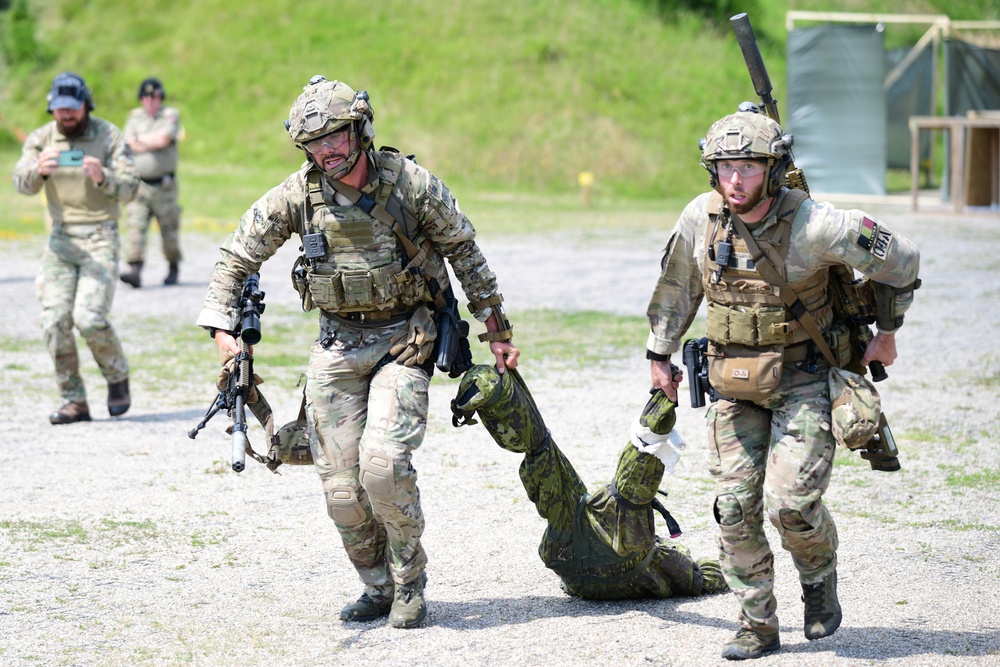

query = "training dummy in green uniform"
[451,364,727,600]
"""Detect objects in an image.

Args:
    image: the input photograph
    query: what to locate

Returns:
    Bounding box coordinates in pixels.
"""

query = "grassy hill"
[1,0,995,223]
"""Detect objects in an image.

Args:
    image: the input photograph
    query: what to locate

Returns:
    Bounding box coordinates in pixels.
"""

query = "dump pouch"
[828,366,881,449]
[707,341,783,401]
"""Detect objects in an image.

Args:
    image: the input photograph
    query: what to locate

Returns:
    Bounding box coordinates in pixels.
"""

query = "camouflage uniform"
[122,103,182,266]
[646,189,920,635]
[196,151,505,599]
[12,115,138,405]
[452,366,727,600]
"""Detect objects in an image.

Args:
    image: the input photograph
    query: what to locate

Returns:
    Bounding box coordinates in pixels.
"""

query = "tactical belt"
[321,306,413,327]
[140,172,174,185]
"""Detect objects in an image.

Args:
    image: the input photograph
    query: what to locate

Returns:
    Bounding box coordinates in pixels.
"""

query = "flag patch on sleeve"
[857,216,878,250]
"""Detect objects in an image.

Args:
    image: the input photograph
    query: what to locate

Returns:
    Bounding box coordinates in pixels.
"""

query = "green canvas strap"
[728,194,838,368]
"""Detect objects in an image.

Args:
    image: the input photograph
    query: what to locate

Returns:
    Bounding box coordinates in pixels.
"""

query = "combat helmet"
[699,103,793,198]
[285,75,375,180]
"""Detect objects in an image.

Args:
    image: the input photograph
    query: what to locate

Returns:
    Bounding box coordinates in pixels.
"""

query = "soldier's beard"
[726,181,765,215]
[57,114,89,139]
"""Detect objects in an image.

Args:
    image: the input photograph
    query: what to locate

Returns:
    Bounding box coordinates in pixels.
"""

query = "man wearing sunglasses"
[644,106,920,660]
[120,77,184,288]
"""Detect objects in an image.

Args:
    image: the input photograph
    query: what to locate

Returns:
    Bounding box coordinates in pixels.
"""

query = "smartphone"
[57,150,85,167]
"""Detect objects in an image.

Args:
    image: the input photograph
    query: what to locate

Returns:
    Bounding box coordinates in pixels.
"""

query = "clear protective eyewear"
[716,160,767,179]
[304,128,350,155]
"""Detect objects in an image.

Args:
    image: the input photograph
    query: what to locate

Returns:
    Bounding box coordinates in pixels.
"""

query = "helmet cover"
[700,107,792,198]
[286,75,374,179]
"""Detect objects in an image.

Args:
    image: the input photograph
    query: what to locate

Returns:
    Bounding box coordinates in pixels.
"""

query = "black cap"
[47,72,94,113]
[138,77,165,100]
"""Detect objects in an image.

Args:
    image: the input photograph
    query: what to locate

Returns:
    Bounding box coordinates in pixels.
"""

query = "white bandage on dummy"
[630,417,686,475]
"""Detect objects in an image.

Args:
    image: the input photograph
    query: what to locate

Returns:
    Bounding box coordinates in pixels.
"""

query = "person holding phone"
[12,72,139,424]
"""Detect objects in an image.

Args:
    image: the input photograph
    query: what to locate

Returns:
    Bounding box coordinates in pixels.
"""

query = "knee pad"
[42,312,73,336]
[713,492,744,527]
[325,483,368,527]
[776,507,814,533]
[360,452,396,498]
[74,313,107,338]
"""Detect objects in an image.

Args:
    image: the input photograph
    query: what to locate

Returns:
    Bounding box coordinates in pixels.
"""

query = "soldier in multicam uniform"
[196,76,519,629]
[120,77,184,288]
[12,72,138,425]
[644,107,920,660]
[451,364,729,601]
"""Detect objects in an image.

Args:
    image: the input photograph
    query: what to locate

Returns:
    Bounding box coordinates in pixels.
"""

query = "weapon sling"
[726,198,839,368]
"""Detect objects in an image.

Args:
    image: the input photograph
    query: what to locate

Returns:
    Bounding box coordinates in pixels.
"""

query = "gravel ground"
[0,200,998,667]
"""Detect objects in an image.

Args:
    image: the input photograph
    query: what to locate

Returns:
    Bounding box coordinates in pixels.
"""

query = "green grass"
[1,516,164,549]
[3,0,993,208]
[2,518,89,544]
[943,466,1000,491]
[510,310,648,365]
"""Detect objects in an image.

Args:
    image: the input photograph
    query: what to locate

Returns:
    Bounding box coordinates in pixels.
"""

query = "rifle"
[730,13,900,472]
[188,273,267,473]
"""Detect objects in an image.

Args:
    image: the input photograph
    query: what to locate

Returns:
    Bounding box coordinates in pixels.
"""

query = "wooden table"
[909,115,1000,212]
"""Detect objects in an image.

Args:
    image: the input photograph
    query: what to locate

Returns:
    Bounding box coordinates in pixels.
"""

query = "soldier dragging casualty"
[196,76,519,629]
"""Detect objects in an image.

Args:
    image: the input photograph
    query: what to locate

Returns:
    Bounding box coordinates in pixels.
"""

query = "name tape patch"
[872,227,893,260]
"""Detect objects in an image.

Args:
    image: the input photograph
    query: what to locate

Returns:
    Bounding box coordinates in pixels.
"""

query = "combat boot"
[164,262,179,286]
[340,587,394,623]
[389,572,427,629]
[721,628,781,660]
[120,262,142,288]
[802,571,842,640]
[107,379,131,417]
[49,401,92,425]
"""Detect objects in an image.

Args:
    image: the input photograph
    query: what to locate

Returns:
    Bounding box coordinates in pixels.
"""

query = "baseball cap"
[47,72,92,112]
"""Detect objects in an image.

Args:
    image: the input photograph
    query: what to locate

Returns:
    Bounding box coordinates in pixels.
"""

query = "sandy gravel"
[0,199,997,667]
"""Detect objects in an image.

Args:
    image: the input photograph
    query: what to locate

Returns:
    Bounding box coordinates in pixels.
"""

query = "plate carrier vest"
[293,149,444,316]
[701,188,833,353]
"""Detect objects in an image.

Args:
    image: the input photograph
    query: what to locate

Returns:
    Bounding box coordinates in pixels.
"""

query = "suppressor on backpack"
[730,13,780,124]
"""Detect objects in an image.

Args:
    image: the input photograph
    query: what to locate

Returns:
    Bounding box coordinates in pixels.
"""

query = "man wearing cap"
[12,72,139,424]
[120,77,183,288]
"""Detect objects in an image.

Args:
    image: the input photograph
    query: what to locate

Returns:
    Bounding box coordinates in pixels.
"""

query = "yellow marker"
[578,171,594,207]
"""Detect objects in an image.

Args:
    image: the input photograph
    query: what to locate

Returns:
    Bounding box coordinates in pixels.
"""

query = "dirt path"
[0,205,997,666]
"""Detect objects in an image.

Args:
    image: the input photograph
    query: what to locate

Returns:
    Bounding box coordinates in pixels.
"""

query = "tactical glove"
[389,305,438,367]
[216,348,263,404]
